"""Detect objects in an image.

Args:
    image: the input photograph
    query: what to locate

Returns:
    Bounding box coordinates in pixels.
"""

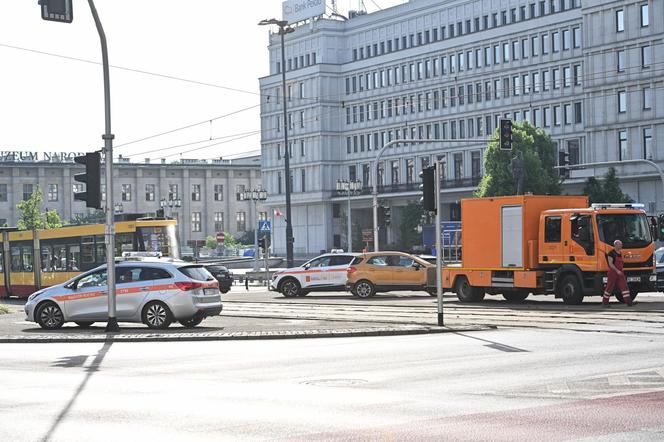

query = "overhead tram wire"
[123,129,261,158]
[159,131,261,160]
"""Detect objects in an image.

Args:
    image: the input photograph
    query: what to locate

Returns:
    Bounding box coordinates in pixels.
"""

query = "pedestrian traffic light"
[73,152,102,209]
[658,214,664,240]
[259,236,270,252]
[558,150,570,179]
[39,0,73,23]
[419,165,436,212]
[499,119,513,151]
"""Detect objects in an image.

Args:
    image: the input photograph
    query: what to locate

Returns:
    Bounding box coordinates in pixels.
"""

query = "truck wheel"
[455,277,485,303]
[503,291,529,303]
[558,275,584,305]
[280,278,301,298]
[615,291,638,303]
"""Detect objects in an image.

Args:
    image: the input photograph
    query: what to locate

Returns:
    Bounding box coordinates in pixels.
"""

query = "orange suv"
[346,252,435,298]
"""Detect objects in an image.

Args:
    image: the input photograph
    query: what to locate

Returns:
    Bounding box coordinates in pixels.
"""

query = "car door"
[303,256,332,287]
[540,215,563,264]
[364,255,393,288]
[328,255,355,288]
[62,269,108,321]
[115,266,153,319]
[390,256,424,287]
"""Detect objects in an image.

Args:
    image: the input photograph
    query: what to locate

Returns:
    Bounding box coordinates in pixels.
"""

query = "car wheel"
[142,301,173,329]
[36,302,65,330]
[558,274,584,305]
[280,279,301,298]
[75,321,94,328]
[179,316,204,328]
[455,277,485,303]
[220,288,230,294]
[503,291,529,303]
[354,280,375,298]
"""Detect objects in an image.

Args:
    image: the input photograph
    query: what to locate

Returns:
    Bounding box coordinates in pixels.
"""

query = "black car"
[204,265,233,294]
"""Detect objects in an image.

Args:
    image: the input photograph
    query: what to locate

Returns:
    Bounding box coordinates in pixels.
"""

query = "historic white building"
[260,0,662,256]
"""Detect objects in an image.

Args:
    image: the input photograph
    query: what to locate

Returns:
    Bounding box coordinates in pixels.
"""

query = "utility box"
[460,195,589,270]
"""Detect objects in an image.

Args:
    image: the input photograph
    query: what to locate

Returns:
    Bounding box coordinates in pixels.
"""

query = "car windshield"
[657,249,664,264]
[596,213,652,248]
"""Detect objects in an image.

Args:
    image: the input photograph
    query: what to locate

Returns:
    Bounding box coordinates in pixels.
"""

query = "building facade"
[0,154,264,247]
[259,0,663,257]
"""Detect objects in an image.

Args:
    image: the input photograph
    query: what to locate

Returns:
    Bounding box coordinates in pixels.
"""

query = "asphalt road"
[1,328,663,441]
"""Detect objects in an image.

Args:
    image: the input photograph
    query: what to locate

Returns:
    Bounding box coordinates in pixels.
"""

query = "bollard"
[245,276,249,291]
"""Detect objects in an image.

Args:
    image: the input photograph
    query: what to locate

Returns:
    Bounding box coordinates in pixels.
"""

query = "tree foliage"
[17,187,65,230]
[475,121,561,197]
[69,210,105,225]
[582,167,632,204]
[205,235,218,250]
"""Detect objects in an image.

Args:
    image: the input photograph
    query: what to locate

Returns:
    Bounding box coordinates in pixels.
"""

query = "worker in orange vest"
[603,240,635,307]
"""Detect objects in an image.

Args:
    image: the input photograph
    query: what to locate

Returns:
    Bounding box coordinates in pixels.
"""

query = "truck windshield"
[596,213,652,248]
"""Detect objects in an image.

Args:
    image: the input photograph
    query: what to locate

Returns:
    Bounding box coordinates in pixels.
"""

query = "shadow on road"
[452,331,529,353]
[41,338,113,442]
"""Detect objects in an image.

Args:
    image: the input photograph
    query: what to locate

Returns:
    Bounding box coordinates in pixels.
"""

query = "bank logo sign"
[282,0,325,23]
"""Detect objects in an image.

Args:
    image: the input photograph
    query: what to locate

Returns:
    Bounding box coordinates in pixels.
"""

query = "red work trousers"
[603,271,629,303]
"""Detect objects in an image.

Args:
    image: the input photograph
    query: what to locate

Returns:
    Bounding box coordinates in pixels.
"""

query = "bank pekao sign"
[282,0,325,24]
[0,151,86,163]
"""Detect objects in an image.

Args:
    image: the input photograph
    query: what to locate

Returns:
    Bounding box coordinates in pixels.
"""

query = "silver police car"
[25,259,223,330]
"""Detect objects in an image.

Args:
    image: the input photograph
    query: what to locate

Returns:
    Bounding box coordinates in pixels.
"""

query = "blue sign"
[259,220,271,232]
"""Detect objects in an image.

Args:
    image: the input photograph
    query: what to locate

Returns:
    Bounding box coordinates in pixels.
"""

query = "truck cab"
[539,204,655,303]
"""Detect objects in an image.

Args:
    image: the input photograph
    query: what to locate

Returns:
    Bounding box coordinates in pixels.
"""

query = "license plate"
[204,288,219,295]
[626,276,641,283]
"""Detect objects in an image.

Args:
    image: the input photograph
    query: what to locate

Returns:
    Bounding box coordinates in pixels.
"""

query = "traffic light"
[499,119,513,150]
[258,236,270,251]
[419,165,436,212]
[73,152,102,209]
[558,150,570,179]
[39,0,73,23]
[384,207,392,225]
[658,214,664,241]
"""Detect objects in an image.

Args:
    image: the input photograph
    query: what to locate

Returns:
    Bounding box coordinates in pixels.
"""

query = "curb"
[0,325,493,344]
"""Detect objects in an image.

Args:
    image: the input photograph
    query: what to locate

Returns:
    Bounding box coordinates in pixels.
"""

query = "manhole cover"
[301,378,368,387]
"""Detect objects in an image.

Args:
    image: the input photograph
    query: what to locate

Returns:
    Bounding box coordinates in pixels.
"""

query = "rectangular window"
[235,184,245,201]
[542,34,549,54]
[641,4,649,27]
[574,102,582,123]
[573,27,581,48]
[643,87,652,109]
[47,184,58,202]
[236,212,246,232]
[552,31,560,52]
[642,45,651,68]
[573,64,582,86]
[214,212,224,232]
[563,67,571,87]
[191,184,201,201]
[564,104,572,125]
[301,169,306,193]
[545,216,562,242]
[532,36,539,56]
[618,90,627,113]
[616,9,624,32]
[191,212,201,232]
[533,72,541,92]
[0,184,6,202]
[117,184,130,202]
[617,50,625,72]
[554,105,561,126]
[644,128,653,159]
[544,107,551,127]
[543,70,550,91]
[23,183,33,201]
[618,130,628,160]
[562,29,570,50]
[213,184,224,201]
[145,184,155,201]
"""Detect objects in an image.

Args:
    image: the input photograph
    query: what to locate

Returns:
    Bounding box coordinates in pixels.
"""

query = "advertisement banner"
[282,0,325,23]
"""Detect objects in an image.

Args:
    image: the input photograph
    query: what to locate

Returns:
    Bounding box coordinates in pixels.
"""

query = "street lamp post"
[336,179,362,252]
[241,188,268,271]
[259,18,295,268]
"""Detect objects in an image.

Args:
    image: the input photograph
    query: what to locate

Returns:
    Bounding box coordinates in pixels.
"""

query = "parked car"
[346,252,435,298]
[656,247,664,292]
[24,259,222,330]
[204,265,233,293]
[270,252,358,297]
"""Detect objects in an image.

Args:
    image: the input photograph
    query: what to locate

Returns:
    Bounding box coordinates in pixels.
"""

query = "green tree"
[69,210,105,225]
[45,210,64,229]
[223,232,237,249]
[582,167,632,204]
[205,235,218,250]
[17,187,45,230]
[475,121,561,197]
[398,202,423,251]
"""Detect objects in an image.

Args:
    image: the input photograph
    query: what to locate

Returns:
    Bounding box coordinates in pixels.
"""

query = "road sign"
[362,229,373,243]
[259,220,272,232]
[216,232,225,244]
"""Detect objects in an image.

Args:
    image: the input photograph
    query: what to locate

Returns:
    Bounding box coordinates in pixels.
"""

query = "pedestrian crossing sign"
[259,220,271,232]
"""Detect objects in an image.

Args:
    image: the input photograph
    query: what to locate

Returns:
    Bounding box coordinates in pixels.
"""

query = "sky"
[0,0,404,162]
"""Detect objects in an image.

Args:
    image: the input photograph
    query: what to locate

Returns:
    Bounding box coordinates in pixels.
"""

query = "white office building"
[259,0,663,256]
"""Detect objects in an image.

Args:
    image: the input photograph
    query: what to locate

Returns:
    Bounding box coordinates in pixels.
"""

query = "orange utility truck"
[442,195,656,305]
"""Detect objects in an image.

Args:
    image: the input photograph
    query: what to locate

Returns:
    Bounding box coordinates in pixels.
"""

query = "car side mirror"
[413,263,421,270]
[303,263,310,270]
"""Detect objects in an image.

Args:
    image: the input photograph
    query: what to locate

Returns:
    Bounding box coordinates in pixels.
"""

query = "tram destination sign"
[0,151,86,163]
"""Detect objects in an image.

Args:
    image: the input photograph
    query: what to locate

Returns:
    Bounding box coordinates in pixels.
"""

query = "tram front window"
[136,225,179,258]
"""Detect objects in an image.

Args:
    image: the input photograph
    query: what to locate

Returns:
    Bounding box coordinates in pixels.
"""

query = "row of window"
[615,4,650,33]
[346,28,582,95]
[615,45,653,72]
[275,52,317,74]
[344,64,583,127]
[343,102,583,155]
[618,127,654,161]
[182,210,267,233]
[351,0,581,62]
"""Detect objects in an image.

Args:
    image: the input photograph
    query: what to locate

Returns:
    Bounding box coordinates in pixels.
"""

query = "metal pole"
[347,189,352,252]
[435,162,443,326]
[279,27,294,267]
[88,0,118,332]
[253,199,260,271]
